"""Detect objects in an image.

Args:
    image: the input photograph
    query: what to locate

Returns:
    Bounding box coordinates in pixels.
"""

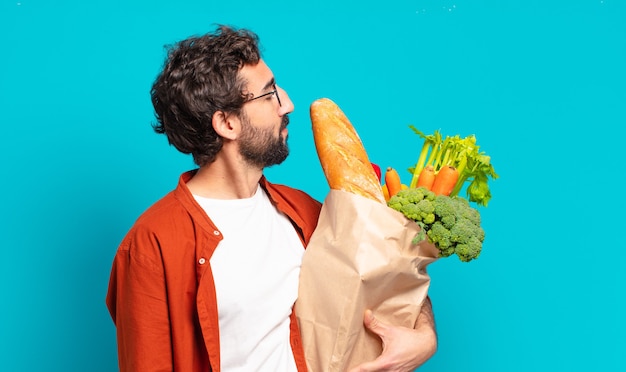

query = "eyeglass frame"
[245,83,282,107]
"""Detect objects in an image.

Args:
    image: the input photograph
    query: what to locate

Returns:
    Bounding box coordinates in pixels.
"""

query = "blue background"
[2,0,625,371]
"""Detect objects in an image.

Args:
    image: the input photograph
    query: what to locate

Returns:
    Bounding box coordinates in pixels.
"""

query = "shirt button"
[198,258,206,265]
[213,230,220,235]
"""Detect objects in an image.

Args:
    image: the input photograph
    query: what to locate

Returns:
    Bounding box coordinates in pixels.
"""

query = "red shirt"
[106,171,322,371]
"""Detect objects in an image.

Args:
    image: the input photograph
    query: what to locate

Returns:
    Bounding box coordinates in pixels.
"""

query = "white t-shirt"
[194,185,304,372]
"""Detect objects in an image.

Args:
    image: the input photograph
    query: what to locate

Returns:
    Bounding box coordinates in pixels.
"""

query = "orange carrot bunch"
[406,126,498,206]
[384,167,403,198]
[377,127,497,206]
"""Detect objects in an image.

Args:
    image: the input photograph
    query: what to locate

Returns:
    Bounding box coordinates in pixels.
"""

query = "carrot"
[385,167,403,198]
[382,184,390,201]
[431,165,459,196]
[416,165,436,190]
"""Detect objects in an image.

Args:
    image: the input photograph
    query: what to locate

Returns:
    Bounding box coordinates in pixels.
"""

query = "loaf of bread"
[310,98,385,204]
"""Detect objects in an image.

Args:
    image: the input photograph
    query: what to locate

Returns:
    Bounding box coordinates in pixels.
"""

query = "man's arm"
[106,236,173,371]
[415,296,437,338]
[348,297,437,372]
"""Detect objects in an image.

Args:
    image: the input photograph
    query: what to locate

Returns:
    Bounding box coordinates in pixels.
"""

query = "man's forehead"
[240,59,274,88]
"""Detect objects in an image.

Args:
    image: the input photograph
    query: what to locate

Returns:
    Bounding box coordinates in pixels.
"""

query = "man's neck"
[186,155,263,199]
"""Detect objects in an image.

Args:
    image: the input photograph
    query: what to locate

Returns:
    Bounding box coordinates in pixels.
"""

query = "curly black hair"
[151,25,261,166]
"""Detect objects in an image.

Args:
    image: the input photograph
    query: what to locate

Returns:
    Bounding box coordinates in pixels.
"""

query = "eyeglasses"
[245,83,282,107]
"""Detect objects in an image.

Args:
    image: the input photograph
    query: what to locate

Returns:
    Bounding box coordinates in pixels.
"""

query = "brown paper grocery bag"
[295,190,439,372]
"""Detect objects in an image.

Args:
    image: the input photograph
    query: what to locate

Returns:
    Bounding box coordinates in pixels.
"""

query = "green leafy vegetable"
[407,126,498,207]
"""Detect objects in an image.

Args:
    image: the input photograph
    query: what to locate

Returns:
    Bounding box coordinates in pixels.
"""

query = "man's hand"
[348,300,437,372]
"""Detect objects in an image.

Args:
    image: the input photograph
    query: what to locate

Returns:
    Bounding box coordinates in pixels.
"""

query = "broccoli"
[426,222,453,257]
[451,196,481,226]
[398,199,435,223]
[388,188,485,262]
[433,196,457,229]
[388,187,433,206]
[388,187,435,223]
[449,217,485,244]
[454,235,483,262]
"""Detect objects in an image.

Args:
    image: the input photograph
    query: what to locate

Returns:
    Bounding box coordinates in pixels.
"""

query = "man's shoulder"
[117,190,196,252]
[133,170,198,226]
[135,190,184,224]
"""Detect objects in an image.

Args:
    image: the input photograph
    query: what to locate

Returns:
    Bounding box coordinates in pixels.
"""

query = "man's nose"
[277,85,294,115]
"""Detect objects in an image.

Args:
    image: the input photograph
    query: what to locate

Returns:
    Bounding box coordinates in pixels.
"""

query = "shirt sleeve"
[106,229,173,372]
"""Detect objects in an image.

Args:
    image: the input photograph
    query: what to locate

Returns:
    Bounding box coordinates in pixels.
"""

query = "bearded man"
[106,25,437,372]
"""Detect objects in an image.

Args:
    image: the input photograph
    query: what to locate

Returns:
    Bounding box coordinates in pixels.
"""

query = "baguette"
[310,98,385,204]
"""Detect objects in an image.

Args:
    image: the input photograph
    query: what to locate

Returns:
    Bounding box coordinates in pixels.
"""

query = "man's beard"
[238,114,290,169]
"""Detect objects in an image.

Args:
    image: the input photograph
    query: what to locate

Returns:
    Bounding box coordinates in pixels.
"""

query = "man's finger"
[363,309,388,338]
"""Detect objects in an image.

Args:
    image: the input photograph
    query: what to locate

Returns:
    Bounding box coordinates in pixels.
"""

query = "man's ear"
[212,110,240,140]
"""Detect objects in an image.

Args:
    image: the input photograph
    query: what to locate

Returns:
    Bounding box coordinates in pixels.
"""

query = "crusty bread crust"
[310,98,385,204]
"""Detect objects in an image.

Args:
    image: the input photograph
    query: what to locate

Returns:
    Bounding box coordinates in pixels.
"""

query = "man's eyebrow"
[261,77,276,91]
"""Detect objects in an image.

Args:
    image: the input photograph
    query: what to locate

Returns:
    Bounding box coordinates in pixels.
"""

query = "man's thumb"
[363,309,386,336]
